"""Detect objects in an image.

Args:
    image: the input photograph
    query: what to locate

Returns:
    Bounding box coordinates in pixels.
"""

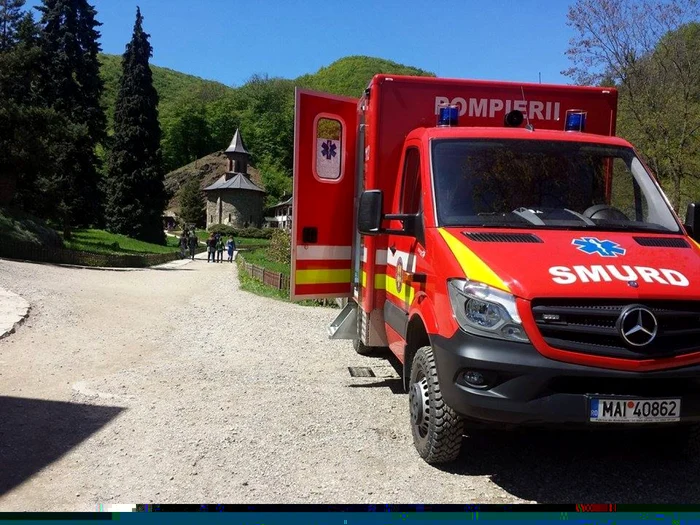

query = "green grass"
[236,258,329,307]
[63,229,179,255]
[236,260,290,301]
[239,246,290,275]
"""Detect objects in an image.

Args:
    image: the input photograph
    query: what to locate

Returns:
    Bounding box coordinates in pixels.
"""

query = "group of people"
[206,232,236,263]
[178,229,199,260]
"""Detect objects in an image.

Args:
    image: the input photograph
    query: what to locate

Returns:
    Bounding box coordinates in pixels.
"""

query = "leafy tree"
[36,0,106,231]
[0,0,25,50]
[161,93,212,171]
[205,92,244,151]
[564,0,700,211]
[177,177,205,226]
[257,157,292,208]
[105,7,165,244]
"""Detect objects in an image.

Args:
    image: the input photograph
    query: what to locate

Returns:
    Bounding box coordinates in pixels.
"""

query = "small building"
[204,129,266,229]
[162,210,178,231]
[264,195,292,230]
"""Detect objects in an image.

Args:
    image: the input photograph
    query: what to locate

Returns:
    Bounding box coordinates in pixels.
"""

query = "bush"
[207,224,236,236]
[207,224,274,239]
[268,229,291,264]
[238,227,273,239]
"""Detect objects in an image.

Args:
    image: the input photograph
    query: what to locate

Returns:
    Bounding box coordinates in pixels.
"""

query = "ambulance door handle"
[302,227,318,244]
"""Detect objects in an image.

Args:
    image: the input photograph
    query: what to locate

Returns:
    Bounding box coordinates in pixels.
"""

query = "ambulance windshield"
[431,139,681,233]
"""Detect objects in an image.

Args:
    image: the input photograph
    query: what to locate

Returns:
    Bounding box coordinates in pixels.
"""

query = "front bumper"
[431,331,700,426]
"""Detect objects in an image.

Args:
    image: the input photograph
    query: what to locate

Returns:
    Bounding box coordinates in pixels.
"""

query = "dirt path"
[0,256,697,510]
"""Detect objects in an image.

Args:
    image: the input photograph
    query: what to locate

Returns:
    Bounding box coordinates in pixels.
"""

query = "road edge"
[0,288,31,340]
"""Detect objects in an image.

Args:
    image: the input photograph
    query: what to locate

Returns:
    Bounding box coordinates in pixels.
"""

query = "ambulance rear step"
[328,301,357,340]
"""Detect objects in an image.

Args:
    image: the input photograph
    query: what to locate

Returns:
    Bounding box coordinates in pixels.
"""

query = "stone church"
[204,129,265,229]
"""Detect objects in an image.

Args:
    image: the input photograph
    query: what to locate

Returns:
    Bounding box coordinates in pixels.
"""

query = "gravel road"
[0,255,698,510]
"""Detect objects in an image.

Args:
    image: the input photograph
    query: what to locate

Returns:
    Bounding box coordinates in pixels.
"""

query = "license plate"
[589,398,681,423]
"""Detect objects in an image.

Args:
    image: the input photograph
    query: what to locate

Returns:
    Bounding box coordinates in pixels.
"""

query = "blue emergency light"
[438,105,459,127]
[565,110,587,132]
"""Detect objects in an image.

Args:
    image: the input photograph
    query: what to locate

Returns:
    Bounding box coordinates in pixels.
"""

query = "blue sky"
[25,0,578,88]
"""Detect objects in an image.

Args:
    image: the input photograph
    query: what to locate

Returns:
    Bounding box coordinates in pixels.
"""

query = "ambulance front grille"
[531,299,700,359]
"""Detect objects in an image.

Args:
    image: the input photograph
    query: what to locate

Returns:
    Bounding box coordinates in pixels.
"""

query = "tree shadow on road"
[440,427,700,503]
[0,396,124,496]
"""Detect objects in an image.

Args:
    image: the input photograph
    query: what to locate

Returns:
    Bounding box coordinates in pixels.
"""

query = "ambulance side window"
[400,148,421,214]
[314,117,343,181]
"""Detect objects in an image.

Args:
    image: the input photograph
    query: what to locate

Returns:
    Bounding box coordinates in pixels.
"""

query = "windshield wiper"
[580,223,676,233]
[475,223,537,229]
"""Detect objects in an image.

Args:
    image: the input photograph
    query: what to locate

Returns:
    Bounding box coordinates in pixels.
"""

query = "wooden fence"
[240,260,290,292]
[0,237,206,268]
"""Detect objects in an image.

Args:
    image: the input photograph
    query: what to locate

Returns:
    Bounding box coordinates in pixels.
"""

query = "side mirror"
[358,190,383,235]
[685,202,700,242]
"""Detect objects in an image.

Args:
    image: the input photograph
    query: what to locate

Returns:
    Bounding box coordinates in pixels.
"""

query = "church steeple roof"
[225,128,249,155]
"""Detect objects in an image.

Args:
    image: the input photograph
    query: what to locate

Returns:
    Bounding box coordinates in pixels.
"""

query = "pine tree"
[36,0,106,231]
[178,178,205,227]
[0,9,66,213]
[104,7,165,243]
[0,0,25,51]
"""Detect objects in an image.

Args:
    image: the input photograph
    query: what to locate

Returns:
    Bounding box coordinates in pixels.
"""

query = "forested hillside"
[98,54,434,206]
[295,55,434,95]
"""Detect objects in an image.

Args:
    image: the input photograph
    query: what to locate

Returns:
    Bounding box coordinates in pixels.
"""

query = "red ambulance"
[291,74,700,464]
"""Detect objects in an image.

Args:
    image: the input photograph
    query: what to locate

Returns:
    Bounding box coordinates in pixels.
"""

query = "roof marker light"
[565,110,587,132]
[437,105,459,127]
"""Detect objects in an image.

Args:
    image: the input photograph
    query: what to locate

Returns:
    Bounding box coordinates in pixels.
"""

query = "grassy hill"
[99,53,233,131]
[99,54,434,131]
[295,55,434,96]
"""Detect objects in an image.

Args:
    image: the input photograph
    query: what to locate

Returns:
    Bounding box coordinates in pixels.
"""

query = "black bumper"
[431,331,700,426]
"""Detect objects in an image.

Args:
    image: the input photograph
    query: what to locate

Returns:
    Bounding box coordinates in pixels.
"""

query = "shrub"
[207,225,275,239]
[207,224,236,236]
[268,229,291,264]
[238,227,273,239]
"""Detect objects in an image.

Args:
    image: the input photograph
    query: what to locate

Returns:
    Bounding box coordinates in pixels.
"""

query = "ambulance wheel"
[409,345,464,464]
[353,338,379,356]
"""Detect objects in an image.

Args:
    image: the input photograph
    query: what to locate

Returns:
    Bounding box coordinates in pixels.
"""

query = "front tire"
[409,345,464,464]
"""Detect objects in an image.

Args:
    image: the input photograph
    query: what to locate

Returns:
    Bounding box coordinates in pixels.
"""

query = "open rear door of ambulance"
[291,88,358,301]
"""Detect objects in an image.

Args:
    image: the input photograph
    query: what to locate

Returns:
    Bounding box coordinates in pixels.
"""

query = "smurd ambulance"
[291,74,700,464]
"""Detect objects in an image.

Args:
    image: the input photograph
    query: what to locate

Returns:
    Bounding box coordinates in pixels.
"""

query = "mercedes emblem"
[616,305,658,347]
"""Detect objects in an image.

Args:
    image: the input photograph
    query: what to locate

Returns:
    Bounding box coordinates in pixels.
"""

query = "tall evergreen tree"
[0,0,25,51]
[0,8,66,213]
[36,0,105,231]
[105,7,165,244]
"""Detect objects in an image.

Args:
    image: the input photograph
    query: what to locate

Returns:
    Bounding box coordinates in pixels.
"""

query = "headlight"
[447,279,529,343]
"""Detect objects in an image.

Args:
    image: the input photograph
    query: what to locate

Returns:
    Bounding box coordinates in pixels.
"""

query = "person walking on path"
[188,233,198,260]
[207,233,216,263]
[216,235,225,263]
[179,233,187,259]
[226,236,236,263]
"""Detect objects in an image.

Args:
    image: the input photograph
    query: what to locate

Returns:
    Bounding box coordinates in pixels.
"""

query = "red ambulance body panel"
[293,74,700,463]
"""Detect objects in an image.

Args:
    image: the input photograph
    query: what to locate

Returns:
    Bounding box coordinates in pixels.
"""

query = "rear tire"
[353,308,380,356]
[409,345,464,464]
[353,338,379,356]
